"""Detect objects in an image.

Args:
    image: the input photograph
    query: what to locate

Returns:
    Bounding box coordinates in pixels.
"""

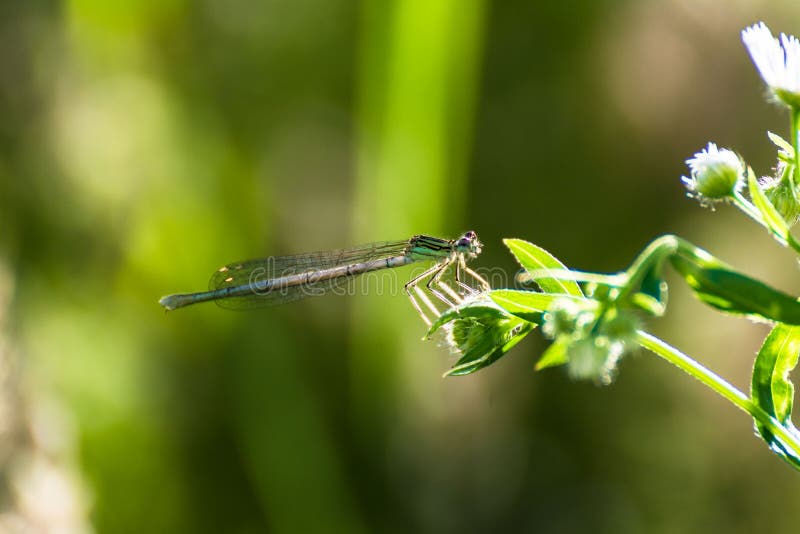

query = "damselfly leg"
[459,255,490,291]
[405,263,444,326]
[454,260,475,295]
[404,256,483,326]
[425,260,459,308]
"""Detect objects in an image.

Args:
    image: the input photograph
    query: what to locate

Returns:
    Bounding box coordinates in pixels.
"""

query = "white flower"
[682,143,743,200]
[742,22,800,107]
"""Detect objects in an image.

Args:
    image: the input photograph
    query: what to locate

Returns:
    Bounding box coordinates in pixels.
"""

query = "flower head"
[682,143,744,202]
[566,337,624,385]
[742,22,800,108]
[541,297,639,385]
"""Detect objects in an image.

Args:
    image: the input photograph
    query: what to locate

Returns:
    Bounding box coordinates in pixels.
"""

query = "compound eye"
[465,230,476,240]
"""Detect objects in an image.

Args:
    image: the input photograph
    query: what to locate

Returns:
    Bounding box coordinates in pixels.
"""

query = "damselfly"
[158,231,490,325]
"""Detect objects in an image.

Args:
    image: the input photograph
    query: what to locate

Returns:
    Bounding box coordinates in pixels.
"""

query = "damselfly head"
[455,230,482,258]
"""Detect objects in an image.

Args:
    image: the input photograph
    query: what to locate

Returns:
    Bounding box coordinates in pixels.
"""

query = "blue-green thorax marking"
[408,230,482,261]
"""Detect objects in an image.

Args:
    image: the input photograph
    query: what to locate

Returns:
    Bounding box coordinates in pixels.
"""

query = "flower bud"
[682,143,743,201]
[541,298,596,339]
[566,337,623,385]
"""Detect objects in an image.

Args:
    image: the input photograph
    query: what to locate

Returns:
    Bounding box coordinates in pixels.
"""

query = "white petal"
[780,33,800,92]
[742,23,783,88]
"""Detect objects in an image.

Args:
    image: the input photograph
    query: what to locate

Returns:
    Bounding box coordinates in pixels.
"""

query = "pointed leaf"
[443,306,534,376]
[752,324,800,468]
[639,259,669,309]
[748,166,790,243]
[669,249,800,324]
[630,291,667,317]
[504,239,583,296]
[535,336,570,370]
[489,289,590,323]
[426,301,491,338]
[446,321,534,376]
[768,131,795,158]
[424,299,534,376]
[753,324,800,424]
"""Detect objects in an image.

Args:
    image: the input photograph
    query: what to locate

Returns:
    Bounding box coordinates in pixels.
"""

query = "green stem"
[788,234,800,254]
[617,235,679,301]
[732,190,764,224]
[619,234,737,301]
[786,108,800,254]
[732,190,800,254]
[791,107,800,189]
[636,330,800,459]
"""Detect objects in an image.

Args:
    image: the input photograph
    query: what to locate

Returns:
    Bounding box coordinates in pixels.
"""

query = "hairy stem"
[636,330,800,459]
[792,107,800,189]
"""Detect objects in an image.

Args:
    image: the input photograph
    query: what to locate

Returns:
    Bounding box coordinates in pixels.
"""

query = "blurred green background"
[2,1,800,532]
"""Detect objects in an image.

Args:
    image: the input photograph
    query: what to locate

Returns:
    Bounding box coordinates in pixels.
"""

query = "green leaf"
[425,299,534,376]
[426,302,481,338]
[630,292,666,316]
[768,131,795,158]
[638,258,668,310]
[669,248,800,324]
[752,324,800,468]
[753,324,800,423]
[489,289,591,323]
[535,336,569,370]
[748,166,790,244]
[504,239,584,296]
[446,320,534,376]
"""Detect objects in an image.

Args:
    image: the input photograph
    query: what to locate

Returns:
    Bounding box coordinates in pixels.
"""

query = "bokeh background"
[2,1,800,532]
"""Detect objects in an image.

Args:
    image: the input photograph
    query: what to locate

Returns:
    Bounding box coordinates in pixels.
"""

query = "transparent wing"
[208,240,412,309]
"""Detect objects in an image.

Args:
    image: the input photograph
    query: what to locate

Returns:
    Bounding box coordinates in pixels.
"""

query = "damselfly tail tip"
[159,294,180,311]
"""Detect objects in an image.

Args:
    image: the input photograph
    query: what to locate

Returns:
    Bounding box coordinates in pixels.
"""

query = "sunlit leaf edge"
[503,238,583,297]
